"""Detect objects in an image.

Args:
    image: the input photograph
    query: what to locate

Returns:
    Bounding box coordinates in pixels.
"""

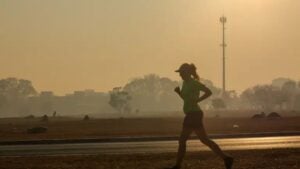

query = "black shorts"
[183,111,204,129]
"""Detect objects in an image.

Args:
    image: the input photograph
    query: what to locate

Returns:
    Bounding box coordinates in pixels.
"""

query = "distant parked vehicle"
[83,115,90,121]
[267,112,282,119]
[251,112,266,119]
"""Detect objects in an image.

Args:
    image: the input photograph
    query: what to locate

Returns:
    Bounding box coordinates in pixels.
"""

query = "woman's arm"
[197,85,212,103]
[174,86,184,100]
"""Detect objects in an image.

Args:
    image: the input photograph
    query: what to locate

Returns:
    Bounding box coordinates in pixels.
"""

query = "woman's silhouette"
[166,63,233,169]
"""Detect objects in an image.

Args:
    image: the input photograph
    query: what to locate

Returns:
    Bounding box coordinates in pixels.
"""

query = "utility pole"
[220,16,227,95]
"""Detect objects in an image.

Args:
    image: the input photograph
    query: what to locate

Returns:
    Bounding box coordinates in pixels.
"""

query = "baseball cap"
[175,63,190,72]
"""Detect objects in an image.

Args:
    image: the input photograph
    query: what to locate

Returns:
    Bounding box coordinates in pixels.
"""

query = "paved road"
[1,136,300,156]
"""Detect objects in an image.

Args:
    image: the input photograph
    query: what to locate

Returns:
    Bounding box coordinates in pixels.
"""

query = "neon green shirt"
[181,78,206,113]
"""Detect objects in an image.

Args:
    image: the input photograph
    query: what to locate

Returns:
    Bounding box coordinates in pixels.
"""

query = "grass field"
[0,148,299,169]
[0,116,299,141]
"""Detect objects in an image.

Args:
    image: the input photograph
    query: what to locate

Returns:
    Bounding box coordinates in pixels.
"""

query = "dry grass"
[0,148,299,169]
[0,116,300,141]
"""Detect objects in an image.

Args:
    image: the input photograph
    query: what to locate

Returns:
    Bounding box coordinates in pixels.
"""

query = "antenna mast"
[220,16,227,95]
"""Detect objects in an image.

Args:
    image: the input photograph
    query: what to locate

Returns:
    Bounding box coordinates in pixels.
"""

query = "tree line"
[0,76,299,117]
[109,75,300,115]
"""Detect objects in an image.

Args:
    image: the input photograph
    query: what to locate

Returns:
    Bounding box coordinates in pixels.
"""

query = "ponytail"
[189,64,200,81]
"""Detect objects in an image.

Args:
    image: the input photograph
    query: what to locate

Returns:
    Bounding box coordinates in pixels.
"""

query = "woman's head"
[175,63,199,81]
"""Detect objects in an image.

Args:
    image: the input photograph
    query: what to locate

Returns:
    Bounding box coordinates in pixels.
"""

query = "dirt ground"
[0,116,300,141]
[0,148,299,169]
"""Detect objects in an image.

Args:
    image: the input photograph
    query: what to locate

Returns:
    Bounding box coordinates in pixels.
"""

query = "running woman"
[166,63,233,169]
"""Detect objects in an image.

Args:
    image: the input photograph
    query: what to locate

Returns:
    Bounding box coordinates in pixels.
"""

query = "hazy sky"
[0,0,299,95]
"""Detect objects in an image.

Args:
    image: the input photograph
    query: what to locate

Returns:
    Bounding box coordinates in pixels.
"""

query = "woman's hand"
[174,86,181,94]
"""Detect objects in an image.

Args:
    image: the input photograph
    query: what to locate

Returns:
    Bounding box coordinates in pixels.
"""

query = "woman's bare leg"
[175,127,193,168]
[195,126,234,169]
[194,127,228,159]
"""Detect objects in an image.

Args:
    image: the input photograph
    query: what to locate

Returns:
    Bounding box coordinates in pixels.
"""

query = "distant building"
[73,91,85,97]
[40,91,54,97]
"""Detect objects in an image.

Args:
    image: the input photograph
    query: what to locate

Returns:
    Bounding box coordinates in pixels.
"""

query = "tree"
[281,80,297,110]
[123,74,180,112]
[201,79,222,96]
[221,90,239,110]
[272,77,292,88]
[0,94,7,109]
[123,74,221,112]
[281,80,297,93]
[109,87,132,114]
[0,78,37,115]
[0,78,37,98]
[240,85,284,110]
[211,98,226,110]
[294,94,300,110]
